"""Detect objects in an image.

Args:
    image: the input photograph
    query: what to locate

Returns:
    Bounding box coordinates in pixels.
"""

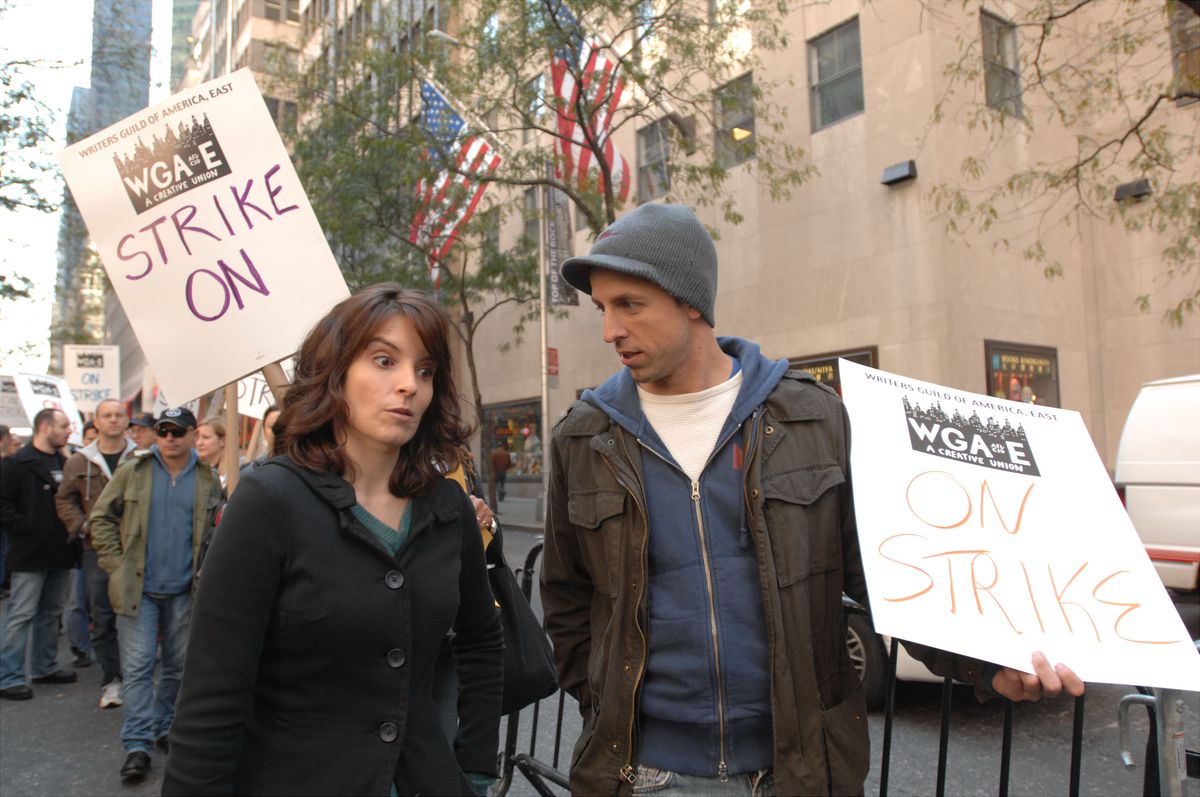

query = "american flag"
[548,1,631,203]
[408,80,501,283]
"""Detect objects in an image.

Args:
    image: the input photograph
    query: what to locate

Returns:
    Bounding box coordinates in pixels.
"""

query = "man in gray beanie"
[540,203,1083,797]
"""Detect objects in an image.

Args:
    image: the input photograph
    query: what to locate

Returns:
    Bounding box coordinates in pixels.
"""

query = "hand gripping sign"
[839,359,1199,691]
[58,70,348,406]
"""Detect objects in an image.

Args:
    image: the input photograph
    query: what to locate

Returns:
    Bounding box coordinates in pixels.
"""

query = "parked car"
[845,604,943,710]
[1114,374,1200,593]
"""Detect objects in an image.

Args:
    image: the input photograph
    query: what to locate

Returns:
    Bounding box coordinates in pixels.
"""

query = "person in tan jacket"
[56,398,136,709]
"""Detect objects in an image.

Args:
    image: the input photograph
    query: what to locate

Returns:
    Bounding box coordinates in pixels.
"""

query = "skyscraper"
[51,0,152,385]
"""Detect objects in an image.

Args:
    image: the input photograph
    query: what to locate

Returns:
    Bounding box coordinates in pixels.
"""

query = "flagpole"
[537,164,552,524]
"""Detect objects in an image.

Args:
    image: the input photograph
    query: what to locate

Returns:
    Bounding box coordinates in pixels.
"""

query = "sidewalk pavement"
[493,495,544,534]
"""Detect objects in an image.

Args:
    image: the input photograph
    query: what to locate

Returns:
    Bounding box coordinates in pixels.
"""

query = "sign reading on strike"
[58,70,349,405]
[63,344,121,411]
[839,359,1199,691]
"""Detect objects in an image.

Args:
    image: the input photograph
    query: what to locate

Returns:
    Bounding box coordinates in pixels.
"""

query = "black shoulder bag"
[488,548,559,715]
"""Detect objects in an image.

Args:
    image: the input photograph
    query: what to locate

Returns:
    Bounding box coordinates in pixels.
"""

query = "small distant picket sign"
[63,344,120,412]
[0,376,28,430]
[0,373,86,446]
[839,359,1200,692]
[236,358,294,420]
[58,69,349,406]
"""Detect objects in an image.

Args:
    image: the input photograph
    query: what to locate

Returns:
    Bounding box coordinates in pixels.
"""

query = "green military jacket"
[89,450,224,617]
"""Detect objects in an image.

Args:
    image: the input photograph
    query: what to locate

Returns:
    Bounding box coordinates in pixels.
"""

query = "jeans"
[0,569,71,688]
[116,592,191,752]
[83,549,120,683]
[66,566,91,656]
[632,766,775,797]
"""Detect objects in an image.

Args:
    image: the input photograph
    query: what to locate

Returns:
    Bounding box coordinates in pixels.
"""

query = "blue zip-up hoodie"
[583,336,789,778]
[144,446,200,595]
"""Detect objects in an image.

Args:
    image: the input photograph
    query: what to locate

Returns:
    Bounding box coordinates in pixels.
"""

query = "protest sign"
[0,376,28,430]
[839,359,1199,691]
[63,344,121,411]
[236,357,294,420]
[58,69,349,406]
[0,373,86,446]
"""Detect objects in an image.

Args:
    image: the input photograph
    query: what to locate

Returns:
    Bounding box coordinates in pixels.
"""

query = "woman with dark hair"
[162,285,503,796]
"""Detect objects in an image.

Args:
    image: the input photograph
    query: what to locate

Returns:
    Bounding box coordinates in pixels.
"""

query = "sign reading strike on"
[0,373,86,446]
[58,70,349,405]
[839,360,1199,691]
[63,344,121,411]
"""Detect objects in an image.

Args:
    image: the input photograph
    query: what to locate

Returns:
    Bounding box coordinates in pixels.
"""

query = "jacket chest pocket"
[761,464,845,587]
[567,488,626,595]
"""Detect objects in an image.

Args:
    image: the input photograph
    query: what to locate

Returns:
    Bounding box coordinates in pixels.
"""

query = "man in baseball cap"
[127,413,158,452]
[90,404,222,782]
[541,203,1084,797]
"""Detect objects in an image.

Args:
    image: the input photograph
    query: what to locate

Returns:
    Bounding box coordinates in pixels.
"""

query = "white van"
[1114,374,1200,593]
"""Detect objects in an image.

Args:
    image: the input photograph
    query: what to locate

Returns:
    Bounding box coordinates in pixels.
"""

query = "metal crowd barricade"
[494,544,1198,797]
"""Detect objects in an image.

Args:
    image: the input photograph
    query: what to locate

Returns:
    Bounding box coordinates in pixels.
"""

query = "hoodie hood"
[582,336,789,442]
[79,437,137,476]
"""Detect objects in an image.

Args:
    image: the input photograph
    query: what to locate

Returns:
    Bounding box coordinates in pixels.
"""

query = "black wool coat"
[0,444,79,571]
[162,457,503,797]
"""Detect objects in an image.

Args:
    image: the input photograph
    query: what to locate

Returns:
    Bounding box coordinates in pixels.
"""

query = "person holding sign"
[540,204,1084,797]
[162,286,503,797]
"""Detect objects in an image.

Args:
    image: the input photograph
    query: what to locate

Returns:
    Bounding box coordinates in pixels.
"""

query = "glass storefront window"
[985,340,1060,407]
[789,346,878,396]
[482,399,543,478]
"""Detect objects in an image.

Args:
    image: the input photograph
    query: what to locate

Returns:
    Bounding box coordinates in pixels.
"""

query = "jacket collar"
[150,445,198,476]
[582,335,789,443]
[13,443,64,482]
[78,438,137,475]
[261,457,462,560]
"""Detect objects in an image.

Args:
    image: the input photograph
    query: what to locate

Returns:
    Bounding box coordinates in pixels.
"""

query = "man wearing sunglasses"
[90,407,224,783]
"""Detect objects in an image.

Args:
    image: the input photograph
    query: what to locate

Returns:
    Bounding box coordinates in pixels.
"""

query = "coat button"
[765,425,775,435]
[378,721,399,742]
[384,570,404,589]
[386,648,406,668]
[750,488,760,499]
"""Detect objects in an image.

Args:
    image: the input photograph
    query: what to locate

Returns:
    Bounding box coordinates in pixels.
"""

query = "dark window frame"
[637,119,671,202]
[981,11,1023,117]
[808,17,864,131]
[714,72,755,168]
[984,340,1061,408]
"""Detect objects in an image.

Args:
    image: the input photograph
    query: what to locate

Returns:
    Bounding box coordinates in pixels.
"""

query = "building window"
[482,399,544,479]
[637,120,670,202]
[981,12,1022,116]
[261,0,299,22]
[1168,0,1200,104]
[714,72,755,168]
[985,341,1060,408]
[523,187,540,243]
[523,74,546,144]
[808,17,863,131]
[635,0,655,63]
[789,346,877,396]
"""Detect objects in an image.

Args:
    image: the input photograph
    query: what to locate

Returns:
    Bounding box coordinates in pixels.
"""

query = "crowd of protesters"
[0,206,1085,797]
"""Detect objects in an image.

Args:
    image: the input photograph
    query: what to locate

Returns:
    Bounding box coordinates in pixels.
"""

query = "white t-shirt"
[638,370,743,482]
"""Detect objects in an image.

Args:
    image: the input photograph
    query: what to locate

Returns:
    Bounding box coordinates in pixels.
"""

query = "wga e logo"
[112,114,231,212]
[903,397,1041,477]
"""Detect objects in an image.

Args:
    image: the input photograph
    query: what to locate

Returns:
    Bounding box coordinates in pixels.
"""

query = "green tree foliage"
[928,0,1200,324]
[280,0,816,427]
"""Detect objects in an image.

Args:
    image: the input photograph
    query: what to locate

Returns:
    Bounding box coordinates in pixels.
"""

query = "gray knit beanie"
[560,204,717,326]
